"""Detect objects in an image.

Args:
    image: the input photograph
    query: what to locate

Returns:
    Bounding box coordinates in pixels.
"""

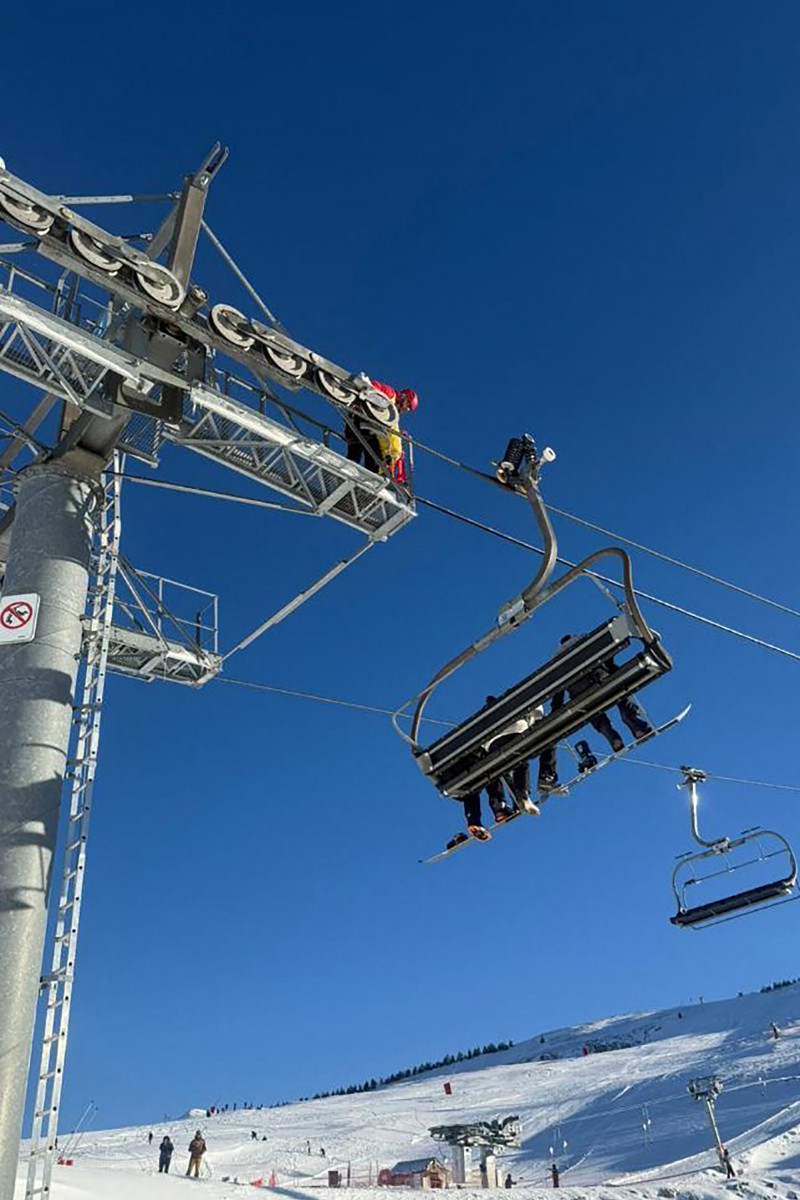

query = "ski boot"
[575,740,598,773]
[446,832,470,851]
[512,791,540,815]
[492,805,516,824]
[537,771,560,794]
[467,824,492,842]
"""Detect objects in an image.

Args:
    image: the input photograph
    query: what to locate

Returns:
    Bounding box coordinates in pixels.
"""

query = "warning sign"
[0,593,40,645]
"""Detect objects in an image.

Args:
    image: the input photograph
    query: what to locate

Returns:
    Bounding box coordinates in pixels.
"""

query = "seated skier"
[446,698,542,847]
[537,633,655,792]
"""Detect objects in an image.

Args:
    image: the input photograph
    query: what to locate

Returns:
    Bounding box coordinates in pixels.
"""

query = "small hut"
[381,1157,449,1188]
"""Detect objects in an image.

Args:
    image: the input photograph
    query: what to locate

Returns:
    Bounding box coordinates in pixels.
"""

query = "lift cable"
[214,675,800,794]
[417,496,800,667]
[215,675,453,726]
[403,432,800,622]
[115,470,800,666]
[544,501,800,621]
[618,758,800,794]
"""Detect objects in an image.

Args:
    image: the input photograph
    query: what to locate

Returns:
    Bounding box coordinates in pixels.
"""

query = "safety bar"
[432,643,668,797]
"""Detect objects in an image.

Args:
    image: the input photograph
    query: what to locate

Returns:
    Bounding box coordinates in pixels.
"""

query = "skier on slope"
[186,1130,207,1178]
[344,377,418,481]
[721,1147,736,1178]
[537,633,655,792]
[446,697,542,848]
[158,1136,174,1174]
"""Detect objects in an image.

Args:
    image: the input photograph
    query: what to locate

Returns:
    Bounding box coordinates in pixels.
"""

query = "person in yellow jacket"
[347,377,418,481]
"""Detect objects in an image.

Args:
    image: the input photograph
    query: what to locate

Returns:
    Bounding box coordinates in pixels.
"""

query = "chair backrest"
[416,612,672,797]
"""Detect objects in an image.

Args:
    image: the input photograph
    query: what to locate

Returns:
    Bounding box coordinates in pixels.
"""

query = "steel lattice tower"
[0,145,416,1200]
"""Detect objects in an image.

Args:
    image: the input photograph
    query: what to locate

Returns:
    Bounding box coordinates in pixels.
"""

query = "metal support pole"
[703,1097,725,1168]
[0,458,100,1200]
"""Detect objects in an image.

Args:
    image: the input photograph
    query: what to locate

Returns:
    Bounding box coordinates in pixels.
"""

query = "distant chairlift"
[393,434,675,806]
[671,767,798,928]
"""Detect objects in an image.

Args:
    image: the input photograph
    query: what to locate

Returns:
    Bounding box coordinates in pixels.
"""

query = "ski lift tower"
[0,145,415,1200]
[687,1075,726,1168]
[429,1117,521,1188]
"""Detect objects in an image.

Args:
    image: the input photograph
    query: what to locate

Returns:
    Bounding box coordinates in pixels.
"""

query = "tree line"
[271,1040,515,1106]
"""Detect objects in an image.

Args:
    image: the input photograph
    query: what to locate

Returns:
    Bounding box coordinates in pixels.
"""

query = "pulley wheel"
[134,262,185,310]
[0,191,53,234]
[264,343,306,379]
[365,392,397,426]
[317,369,354,404]
[210,303,254,349]
[69,228,121,273]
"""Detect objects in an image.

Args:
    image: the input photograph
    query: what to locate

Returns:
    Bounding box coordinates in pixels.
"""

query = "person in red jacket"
[344,377,418,481]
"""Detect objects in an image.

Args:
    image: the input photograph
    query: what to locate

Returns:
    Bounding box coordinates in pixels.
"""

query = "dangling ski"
[541,705,691,802]
[421,706,690,864]
[420,808,529,864]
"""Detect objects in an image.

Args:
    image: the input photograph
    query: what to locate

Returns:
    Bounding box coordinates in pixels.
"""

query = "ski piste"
[421,705,690,864]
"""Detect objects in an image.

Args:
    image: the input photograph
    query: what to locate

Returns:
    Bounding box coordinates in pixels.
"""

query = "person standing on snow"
[771,1022,780,1040]
[186,1130,207,1178]
[158,1136,174,1174]
[551,1163,560,1188]
[721,1147,736,1178]
[537,633,655,792]
[148,1131,153,1145]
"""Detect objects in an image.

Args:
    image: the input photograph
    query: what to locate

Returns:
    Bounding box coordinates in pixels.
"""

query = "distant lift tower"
[0,146,415,1200]
[687,1075,726,1169]
[429,1117,521,1188]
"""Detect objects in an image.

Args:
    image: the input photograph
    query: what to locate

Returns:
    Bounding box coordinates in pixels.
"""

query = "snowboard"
[421,705,690,864]
[543,704,691,801]
[420,807,530,864]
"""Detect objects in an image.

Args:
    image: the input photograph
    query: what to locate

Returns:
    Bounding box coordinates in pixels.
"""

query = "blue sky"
[4,0,800,1130]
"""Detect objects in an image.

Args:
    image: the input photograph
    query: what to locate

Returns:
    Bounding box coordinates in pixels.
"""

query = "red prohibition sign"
[0,600,33,630]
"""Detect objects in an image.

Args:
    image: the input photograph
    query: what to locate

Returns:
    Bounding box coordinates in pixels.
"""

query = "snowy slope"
[15,984,800,1200]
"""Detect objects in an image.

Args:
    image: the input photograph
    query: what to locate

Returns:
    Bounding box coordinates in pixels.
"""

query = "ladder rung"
[43,998,68,1014]
[41,969,71,984]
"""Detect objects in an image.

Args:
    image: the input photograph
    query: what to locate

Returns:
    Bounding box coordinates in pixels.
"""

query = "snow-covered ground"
[15,984,800,1200]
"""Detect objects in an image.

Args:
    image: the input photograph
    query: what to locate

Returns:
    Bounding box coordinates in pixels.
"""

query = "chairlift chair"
[671,767,798,928]
[393,434,674,803]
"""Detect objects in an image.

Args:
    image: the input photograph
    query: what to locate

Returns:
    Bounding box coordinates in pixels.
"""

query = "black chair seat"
[416,613,671,798]
[671,878,796,927]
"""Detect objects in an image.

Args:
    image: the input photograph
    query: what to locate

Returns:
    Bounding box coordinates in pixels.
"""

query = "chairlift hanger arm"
[406,466,558,747]
[680,767,727,850]
[406,453,665,751]
[671,767,799,928]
